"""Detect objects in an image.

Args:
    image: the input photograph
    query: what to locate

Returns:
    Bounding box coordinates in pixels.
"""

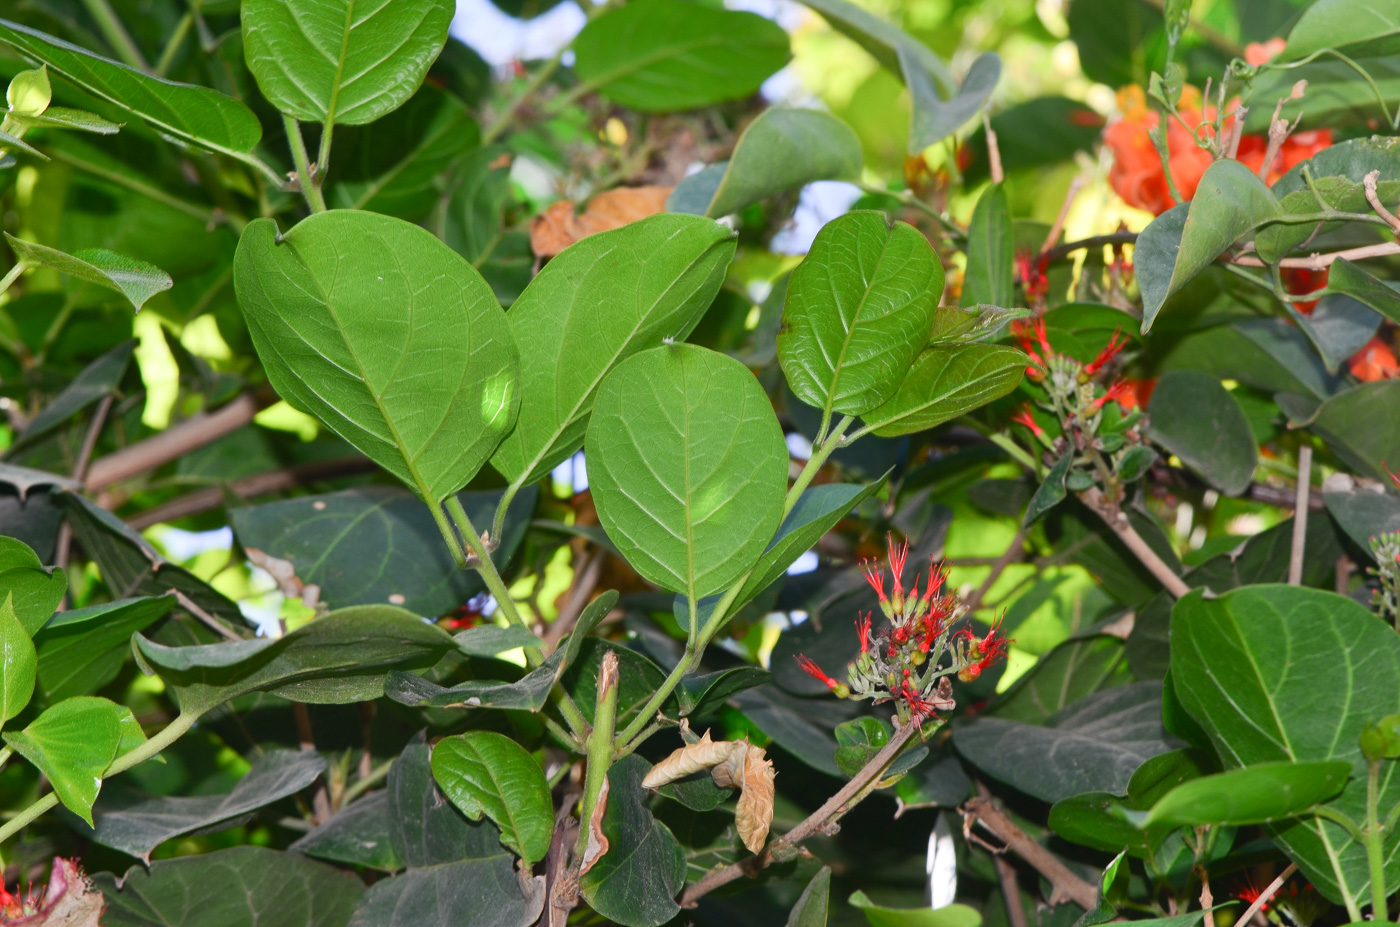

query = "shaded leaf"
[963,184,1014,309]
[905,50,999,153]
[1143,760,1352,828]
[385,648,565,711]
[1146,371,1257,496]
[705,108,863,218]
[14,339,133,449]
[290,791,401,871]
[861,345,1026,437]
[1024,449,1073,527]
[787,866,831,927]
[34,595,175,701]
[849,892,981,927]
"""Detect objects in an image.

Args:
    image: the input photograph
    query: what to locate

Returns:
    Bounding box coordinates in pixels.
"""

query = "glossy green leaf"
[3,694,124,825]
[1171,585,1400,904]
[1284,0,1400,60]
[1049,791,1146,856]
[579,754,687,927]
[1168,161,1280,300]
[13,339,133,450]
[491,214,736,486]
[4,234,171,312]
[134,605,455,715]
[787,867,831,927]
[454,624,544,657]
[1023,448,1073,526]
[860,344,1026,437]
[230,485,537,616]
[779,211,944,417]
[0,19,262,157]
[34,595,174,701]
[290,791,401,871]
[734,480,883,607]
[586,344,787,599]
[431,730,553,865]
[241,0,454,125]
[385,648,566,711]
[705,107,863,218]
[573,0,789,112]
[0,534,67,635]
[848,892,982,927]
[1146,370,1257,496]
[1144,760,1352,828]
[1134,203,1187,334]
[962,183,1014,309]
[676,666,770,719]
[96,847,364,927]
[1324,485,1400,557]
[7,106,120,134]
[0,594,36,731]
[233,210,519,503]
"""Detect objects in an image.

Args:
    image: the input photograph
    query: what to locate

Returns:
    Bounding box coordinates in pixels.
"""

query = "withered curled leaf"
[735,746,775,853]
[640,731,744,789]
[641,733,776,854]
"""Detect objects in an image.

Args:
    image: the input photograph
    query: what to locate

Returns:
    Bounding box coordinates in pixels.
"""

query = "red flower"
[1016,251,1050,301]
[1010,403,1045,437]
[1092,379,1134,412]
[1236,875,1271,912]
[1384,462,1400,492]
[1349,336,1399,382]
[796,655,845,696]
[856,613,872,653]
[1012,315,1052,379]
[1281,267,1329,315]
[1083,328,1129,379]
[886,534,909,608]
[957,614,1012,682]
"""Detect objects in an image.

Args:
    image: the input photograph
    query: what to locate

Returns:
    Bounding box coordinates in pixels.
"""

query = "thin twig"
[86,393,266,492]
[977,782,1029,927]
[1337,554,1354,595]
[1364,170,1400,235]
[1237,862,1298,927]
[983,114,1004,186]
[292,703,332,824]
[55,394,115,574]
[680,719,924,905]
[170,589,243,642]
[963,527,1027,614]
[1200,867,1217,927]
[1040,176,1087,255]
[1248,481,1323,510]
[1079,488,1191,598]
[961,796,1099,909]
[1042,231,1139,265]
[1288,446,1313,585]
[1230,241,1400,270]
[1223,106,1248,160]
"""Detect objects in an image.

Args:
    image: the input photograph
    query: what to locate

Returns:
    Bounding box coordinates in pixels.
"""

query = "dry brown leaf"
[641,731,745,789]
[1,858,106,926]
[735,746,775,854]
[529,186,673,257]
[579,774,610,877]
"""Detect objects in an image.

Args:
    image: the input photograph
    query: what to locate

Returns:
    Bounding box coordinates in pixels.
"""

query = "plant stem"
[575,650,619,859]
[483,55,564,145]
[154,11,193,76]
[1368,759,1391,922]
[317,120,334,181]
[1079,486,1191,598]
[340,759,393,806]
[81,0,151,71]
[0,261,28,296]
[444,496,532,633]
[282,115,326,213]
[427,497,469,570]
[491,481,523,548]
[1288,445,1312,585]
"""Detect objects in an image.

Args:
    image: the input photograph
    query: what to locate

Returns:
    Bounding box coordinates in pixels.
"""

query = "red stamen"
[856,613,871,653]
[861,560,887,600]
[1083,328,1129,378]
[1010,404,1044,437]
[1092,379,1133,411]
[795,655,839,691]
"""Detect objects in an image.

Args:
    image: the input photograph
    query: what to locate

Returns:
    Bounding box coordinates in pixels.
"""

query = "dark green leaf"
[34,595,174,701]
[454,625,543,657]
[1283,0,1400,60]
[1324,484,1400,557]
[963,184,1014,309]
[1292,293,1382,374]
[677,666,770,719]
[1117,445,1156,483]
[1144,760,1352,828]
[290,791,402,871]
[1024,449,1073,527]
[1327,258,1400,325]
[1298,380,1400,480]
[989,634,1132,724]
[386,648,565,711]
[1146,371,1257,496]
[905,50,999,153]
[860,344,1027,438]
[786,866,831,927]
[14,339,133,449]
[431,730,553,865]
[1134,203,1187,334]
[563,639,671,729]
[705,108,863,218]
[3,694,124,824]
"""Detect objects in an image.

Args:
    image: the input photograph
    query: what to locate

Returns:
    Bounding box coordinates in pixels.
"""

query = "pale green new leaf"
[491,214,736,486]
[5,233,172,312]
[859,344,1026,437]
[233,210,519,502]
[241,0,454,125]
[431,731,553,865]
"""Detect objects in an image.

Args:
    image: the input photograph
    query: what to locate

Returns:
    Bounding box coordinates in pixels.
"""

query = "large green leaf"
[385,648,566,712]
[0,19,263,158]
[490,214,736,486]
[1327,258,1400,325]
[905,50,1000,153]
[1283,0,1400,60]
[233,210,519,503]
[13,339,133,449]
[586,344,787,600]
[1146,371,1257,496]
[579,754,687,927]
[4,233,172,312]
[963,183,1014,309]
[849,892,982,927]
[1299,380,1400,480]
[230,485,537,616]
[3,694,124,825]
[779,211,944,417]
[572,0,789,112]
[0,593,36,731]
[133,605,455,715]
[34,595,174,701]
[431,730,553,865]
[1171,585,1400,904]
[290,792,401,871]
[91,749,328,862]
[0,534,67,635]
[1143,760,1352,829]
[704,108,863,218]
[859,345,1026,437]
[1324,485,1400,557]
[1134,203,1187,334]
[241,0,454,125]
[96,847,364,927]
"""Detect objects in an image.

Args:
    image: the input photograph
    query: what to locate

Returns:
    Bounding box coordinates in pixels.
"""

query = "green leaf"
[7,106,121,134]
[1296,380,1400,480]
[1171,585,1400,904]
[1049,791,1148,856]
[586,344,787,599]
[989,634,1132,724]
[34,595,174,701]
[386,648,566,711]
[95,846,364,927]
[1023,449,1073,527]
[13,339,133,450]
[454,624,544,657]
[133,605,455,715]
[1143,761,1352,829]
[241,0,454,125]
[3,694,124,825]
[559,590,620,670]
[290,791,401,871]
[563,639,672,729]
[579,754,687,927]
[734,480,883,607]
[1134,203,1187,334]
[905,50,1000,153]
[441,144,515,266]
[1117,445,1157,483]
[1284,0,1400,60]
[787,867,831,927]
[0,593,37,731]
[705,107,863,218]
[0,19,263,158]
[327,86,480,219]
[963,183,1014,309]
[233,210,520,503]
[848,892,982,927]
[676,666,770,719]
[1324,485,1400,557]
[1168,160,1280,305]
[4,234,171,312]
[1145,371,1257,496]
[0,534,67,635]
[960,97,1103,185]
[490,214,736,486]
[230,485,537,616]
[779,211,944,416]
[91,749,328,863]
[572,0,789,112]
[1327,258,1400,325]
[431,730,553,865]
[860,344,1026,438]
[1362,714,1400,761]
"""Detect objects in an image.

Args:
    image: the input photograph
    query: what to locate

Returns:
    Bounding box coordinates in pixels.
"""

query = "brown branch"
[55,394,115,574]
[171,589,243,642]
[961,796,1099,909]
[1288,446,1312,585]
[1248,481,1323,511]
[293,702,332,825]
[85,392,266,492]
[963,526,1027,614]
[1200,867,1217,927]
[1364,170,1400,236]
[680,718,925,906]
[1041,232,1138,265]
[543,548,606,652]
[1040,176,1087,255]
[1230,241,1400,271]
[977,782,1029,927]
[124,456,377,529]
[1079,488,1191,598]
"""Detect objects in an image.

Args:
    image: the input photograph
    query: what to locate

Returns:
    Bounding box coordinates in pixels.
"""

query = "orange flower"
[1115,377,1158,410]
[1236,129,1334,186]
[1103,86,1212,215]
[1349,336,1400,381]
[1281,267,1329,314]
[1245,38,1286,67]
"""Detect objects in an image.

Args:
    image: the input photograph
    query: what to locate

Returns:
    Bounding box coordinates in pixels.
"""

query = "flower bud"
[957,665,982,683]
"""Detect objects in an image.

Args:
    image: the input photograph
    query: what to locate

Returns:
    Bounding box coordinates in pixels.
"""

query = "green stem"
[543,713,583,752]
[1368,759,1391,922]
[0,746,10,772]
[154,11,193,76]
[854,181,966,244]
[427,497,469,570]
[0,261,27,295]
[340,759,393,806]
[491,481,523,548]
[282,115,326,213]
[575,651,619,859]
[81,0,150,71]
[483,55,564,145]
[316,121,334,181]
[445,496,529,631]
